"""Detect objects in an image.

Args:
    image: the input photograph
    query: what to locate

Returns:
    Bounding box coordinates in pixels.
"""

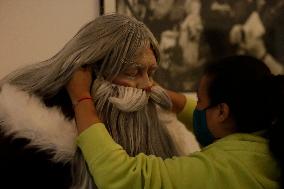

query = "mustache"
[91,79,172,112]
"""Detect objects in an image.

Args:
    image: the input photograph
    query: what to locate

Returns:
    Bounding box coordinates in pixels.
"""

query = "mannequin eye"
[124,68,139,79]
[126,69,138,76]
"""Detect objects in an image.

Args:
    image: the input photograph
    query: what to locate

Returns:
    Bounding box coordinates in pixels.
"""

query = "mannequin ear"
[217,103,230,122]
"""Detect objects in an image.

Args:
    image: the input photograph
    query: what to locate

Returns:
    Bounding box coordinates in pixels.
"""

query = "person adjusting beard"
[69,55,283,189]
[90,79,176,158]
[0,13,199,188]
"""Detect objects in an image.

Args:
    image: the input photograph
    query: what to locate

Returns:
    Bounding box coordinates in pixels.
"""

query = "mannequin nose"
[138,74,153,91]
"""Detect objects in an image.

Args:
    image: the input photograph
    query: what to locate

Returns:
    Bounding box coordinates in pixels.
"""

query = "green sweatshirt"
[77,97,280,189]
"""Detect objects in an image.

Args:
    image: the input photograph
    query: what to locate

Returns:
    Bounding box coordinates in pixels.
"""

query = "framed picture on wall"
[100,0,284,92]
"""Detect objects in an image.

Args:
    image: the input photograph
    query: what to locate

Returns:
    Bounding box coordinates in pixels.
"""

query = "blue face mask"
[193,108,216,147]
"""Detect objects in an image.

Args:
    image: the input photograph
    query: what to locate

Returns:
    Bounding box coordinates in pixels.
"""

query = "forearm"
[77,124,178,189]
[165,89,187,113]
[77,125,144,188]
[65,67,101,134]
[77,124,208,189]
[176,95,197,131]
[74,99,101,134]
[165,89,197,131]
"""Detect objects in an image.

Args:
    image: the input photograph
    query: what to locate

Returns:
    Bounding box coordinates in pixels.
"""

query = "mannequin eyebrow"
[131,63,158,69]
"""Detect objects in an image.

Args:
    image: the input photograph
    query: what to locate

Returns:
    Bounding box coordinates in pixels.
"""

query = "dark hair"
[204,55,284,187]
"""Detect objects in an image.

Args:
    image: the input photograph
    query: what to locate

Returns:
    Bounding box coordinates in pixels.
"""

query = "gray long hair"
[0,14,160,98]
[0,14,162,188]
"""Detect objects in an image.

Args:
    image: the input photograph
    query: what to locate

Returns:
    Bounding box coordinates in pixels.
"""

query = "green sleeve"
[77,124,211,189]
[77,124,277,189]
[177,95,197,131]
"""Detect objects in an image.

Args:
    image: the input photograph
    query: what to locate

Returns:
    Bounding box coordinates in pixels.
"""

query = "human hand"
[66,66,93,103]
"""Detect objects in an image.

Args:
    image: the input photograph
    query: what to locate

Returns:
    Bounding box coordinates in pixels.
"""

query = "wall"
[0,0,99,78]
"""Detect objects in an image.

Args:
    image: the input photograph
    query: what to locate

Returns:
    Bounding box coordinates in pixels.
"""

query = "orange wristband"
[73,97,93,107]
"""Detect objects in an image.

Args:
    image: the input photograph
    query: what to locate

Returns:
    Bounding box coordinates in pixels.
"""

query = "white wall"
[0,0,99,78]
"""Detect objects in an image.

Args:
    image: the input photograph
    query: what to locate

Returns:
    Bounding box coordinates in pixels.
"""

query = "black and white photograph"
[101,0,284,92]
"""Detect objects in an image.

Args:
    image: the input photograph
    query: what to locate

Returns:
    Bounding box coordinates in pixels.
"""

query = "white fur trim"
[0,84,77,163]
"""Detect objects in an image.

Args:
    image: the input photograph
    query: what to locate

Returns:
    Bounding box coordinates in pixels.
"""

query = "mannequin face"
[112,47,158,90]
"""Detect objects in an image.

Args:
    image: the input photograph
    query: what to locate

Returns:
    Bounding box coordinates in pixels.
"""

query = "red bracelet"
[73,97,93,107]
